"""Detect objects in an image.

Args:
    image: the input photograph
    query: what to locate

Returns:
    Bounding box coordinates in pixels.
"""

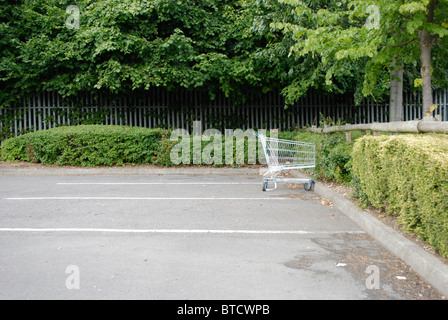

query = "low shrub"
[0,125,274,167]
[296,130,361,184]
[0,125,166,166]
[352,134,448,258]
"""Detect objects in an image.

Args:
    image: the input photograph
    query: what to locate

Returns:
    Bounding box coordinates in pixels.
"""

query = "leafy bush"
[167,131,280,167]
[0,125,166,167]
[296,130,360,184]
[0,125,273,167]
[0,125,358,183]
[352,134,448,258]
[0,126,362,179]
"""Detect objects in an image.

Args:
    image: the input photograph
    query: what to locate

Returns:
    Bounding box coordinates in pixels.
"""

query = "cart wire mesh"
[255,133,316,192]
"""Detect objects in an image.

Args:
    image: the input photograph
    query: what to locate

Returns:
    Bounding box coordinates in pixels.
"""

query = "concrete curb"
[0,167,261,176]
[292,170,448,297]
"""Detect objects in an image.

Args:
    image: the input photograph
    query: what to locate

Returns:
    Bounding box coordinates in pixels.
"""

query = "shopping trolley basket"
[255,133,315,192]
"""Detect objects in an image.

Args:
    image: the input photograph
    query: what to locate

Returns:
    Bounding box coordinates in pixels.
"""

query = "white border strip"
[57,182,260,185]
[4,197,290,201]
[0,228,365,235]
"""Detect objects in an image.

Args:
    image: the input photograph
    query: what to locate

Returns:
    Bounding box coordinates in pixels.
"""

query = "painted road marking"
[4,197,291,201]
[0,228,365,235]
[57,182,260,185]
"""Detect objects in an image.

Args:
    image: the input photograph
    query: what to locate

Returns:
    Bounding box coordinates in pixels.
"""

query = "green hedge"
[0,125,166,166]
[1,126,357,178]
[0,125,272,167]
[352,134,448,258]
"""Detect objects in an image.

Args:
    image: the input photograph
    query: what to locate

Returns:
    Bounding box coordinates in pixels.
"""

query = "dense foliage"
[1,0,260,105]
[1,0,447,110]
[0,0,302,107]
[295,130,358,184]
[352,134,448,258]
[0,125,273,166]
[0,125,167,166]
[274,0,448,111]
[0,122,356,183]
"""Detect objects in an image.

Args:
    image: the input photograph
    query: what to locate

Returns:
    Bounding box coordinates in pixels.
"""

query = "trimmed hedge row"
[1,126,356,174]
[0,125,166,166]
[0,125,271,167]
[352,134,448,258]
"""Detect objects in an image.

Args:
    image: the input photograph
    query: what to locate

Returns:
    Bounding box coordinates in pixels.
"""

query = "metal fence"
[1,88,447,138]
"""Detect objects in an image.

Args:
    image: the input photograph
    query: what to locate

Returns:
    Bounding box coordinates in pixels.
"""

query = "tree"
[407,0,448,118]
[0,0,267,106]
[271,0,448,121]
[0,0,38,107]
[2,0,447,117]
[248,0,368,107]
[0,0,368,108]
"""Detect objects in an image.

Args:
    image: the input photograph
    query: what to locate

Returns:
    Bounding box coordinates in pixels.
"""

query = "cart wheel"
[304,181,314,192]
[262,181,268,192]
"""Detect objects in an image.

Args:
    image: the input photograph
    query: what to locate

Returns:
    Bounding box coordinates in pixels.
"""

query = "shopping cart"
[255,133,315,192]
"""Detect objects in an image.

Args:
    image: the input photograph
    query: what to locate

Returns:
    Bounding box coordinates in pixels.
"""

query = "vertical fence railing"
[1,89,447,139]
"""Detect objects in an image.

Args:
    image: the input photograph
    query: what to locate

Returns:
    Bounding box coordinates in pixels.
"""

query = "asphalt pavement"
[0,168,446,300]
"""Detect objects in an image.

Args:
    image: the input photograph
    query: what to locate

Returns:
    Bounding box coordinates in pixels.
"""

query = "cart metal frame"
[255,133,315,192]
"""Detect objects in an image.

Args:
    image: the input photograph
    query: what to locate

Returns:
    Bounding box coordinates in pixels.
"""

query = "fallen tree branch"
[308,120,448,134]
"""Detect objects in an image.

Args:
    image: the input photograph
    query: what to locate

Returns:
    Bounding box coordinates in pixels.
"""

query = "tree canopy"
[1,0,447,113]
[271,0,448,115]
[1,0,268,105]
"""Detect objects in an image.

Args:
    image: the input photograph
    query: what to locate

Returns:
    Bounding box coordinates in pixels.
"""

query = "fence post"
[346,131,351,142]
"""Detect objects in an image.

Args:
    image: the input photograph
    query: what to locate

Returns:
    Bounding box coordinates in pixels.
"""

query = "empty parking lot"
[0,173,443,300]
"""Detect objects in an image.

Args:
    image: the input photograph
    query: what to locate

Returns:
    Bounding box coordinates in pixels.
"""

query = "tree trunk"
[418,0,438,120]
[389,60,403,122]
[419,29,434,119]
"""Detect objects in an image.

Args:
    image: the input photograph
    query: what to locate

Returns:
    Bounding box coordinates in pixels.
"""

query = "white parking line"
[57,182,260,185]
[0,228,365,235]
[4,197,290,201]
